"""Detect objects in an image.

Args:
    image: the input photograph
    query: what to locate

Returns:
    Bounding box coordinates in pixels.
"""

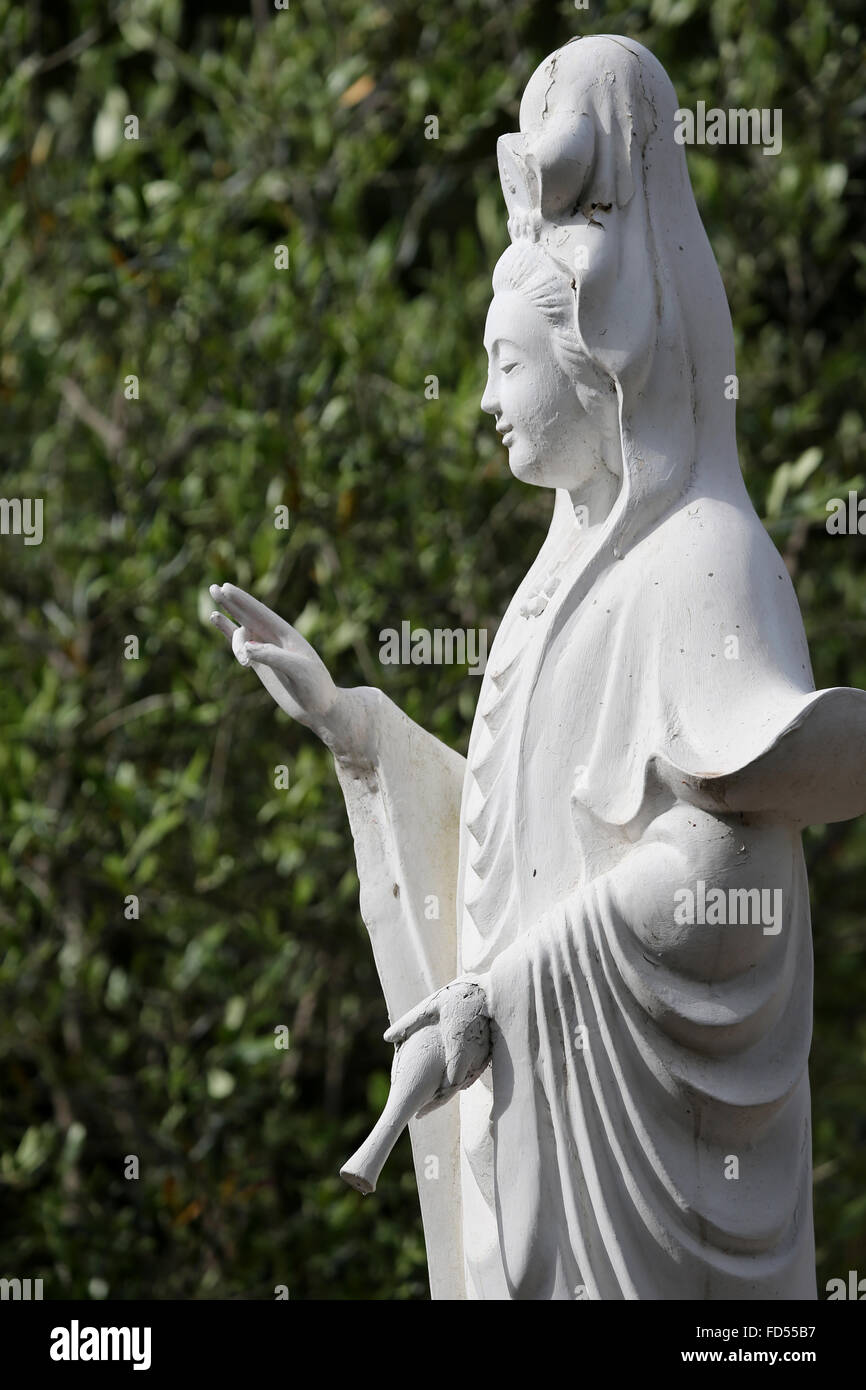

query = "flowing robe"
[328,33,866,1300]
[335,485,866,1300]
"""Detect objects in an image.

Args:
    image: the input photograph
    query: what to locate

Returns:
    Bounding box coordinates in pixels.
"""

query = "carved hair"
[491,240,607,395]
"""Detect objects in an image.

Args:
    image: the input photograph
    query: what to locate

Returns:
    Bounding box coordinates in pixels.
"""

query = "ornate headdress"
[491,37,740,571]
[496,40,649,282]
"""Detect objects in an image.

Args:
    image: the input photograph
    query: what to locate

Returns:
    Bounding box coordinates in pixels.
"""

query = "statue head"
[481,239,622,503]
[486,36,747,560]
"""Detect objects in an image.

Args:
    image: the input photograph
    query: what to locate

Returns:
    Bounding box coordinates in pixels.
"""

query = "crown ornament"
[497,104,598,240]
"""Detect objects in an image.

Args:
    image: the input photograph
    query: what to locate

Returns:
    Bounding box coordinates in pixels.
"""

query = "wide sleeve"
[656,684,866,826]
[332,685,467,1299]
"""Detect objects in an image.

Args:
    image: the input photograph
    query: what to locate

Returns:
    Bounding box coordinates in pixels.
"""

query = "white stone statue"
[209,36,866,1300]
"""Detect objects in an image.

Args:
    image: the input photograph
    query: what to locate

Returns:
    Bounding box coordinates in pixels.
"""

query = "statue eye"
[501,361,519,374]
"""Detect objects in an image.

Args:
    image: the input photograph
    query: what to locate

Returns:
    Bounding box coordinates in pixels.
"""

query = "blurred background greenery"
[1,0,864,1300]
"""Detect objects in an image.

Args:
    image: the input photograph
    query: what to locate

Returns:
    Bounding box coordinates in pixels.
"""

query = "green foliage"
[0,0,864,1298]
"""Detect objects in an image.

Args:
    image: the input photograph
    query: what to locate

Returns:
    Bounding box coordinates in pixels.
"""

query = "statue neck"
[566,464,620,532]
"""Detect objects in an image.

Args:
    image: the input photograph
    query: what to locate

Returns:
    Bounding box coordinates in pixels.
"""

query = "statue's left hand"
[384,977,492,1110]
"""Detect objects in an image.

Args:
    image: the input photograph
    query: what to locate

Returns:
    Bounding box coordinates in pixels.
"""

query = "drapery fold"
[488,856,816,1300]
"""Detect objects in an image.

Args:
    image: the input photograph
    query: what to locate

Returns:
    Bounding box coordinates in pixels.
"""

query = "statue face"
[481,289,620,502]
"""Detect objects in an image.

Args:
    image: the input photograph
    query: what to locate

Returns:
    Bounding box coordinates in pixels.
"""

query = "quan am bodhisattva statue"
[210,36,866,1300]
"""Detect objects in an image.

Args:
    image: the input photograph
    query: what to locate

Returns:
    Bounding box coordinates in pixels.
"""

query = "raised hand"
[208,582,373,763]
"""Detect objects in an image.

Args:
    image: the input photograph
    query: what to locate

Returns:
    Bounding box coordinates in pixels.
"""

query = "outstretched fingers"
[243,640,297,677]
[207,605,259,673]
[209,610,236,641]
[215,583,289,642]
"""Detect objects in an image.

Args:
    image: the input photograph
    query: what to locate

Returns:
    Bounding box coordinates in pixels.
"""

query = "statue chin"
[507,442,558,488]
[509,449,586,493]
